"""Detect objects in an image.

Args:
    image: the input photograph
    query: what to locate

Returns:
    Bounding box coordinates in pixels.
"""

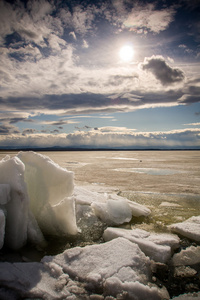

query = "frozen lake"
[1,150,199,227]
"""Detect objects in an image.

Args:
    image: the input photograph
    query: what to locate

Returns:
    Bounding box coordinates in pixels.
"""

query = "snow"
[103,227,180,263]
[169,216,200,242]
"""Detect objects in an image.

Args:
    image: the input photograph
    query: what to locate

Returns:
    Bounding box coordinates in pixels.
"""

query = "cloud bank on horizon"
[0,0,200,149]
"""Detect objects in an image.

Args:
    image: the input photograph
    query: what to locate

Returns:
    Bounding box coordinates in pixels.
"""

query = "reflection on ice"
[114,167,181,175]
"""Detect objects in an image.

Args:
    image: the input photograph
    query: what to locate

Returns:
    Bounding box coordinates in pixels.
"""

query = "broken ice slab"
[169,216,200,242]
[103,227,180,263]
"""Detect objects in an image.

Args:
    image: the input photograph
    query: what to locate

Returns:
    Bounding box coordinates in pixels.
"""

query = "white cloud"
[183,122,200,126]
[0,128,199,149]
[123,3,176,34]
[82,39,89,48]
[69,32,77,40]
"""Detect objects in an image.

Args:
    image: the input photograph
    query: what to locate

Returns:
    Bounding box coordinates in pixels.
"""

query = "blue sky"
[0,0,200,149]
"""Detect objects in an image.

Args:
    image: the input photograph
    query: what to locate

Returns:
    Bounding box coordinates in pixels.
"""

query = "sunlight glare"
[119,45,134,62]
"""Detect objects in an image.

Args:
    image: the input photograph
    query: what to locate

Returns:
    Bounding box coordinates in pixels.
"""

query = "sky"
[0,0,200,149]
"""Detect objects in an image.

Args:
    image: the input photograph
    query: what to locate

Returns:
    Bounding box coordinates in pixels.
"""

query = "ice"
[126,199,151,217]
[0,184,11,205]
[43,237,169,299]
[91,198,132,225]
[172,246,200,266]
[169,216,200,242]
[0,156,29,249]
[74,185,107,205]
[0,261,72,299]
[0,209,5,249]
[103,227,180,263]
[18,151,77,237]
[0,151,151,250]
[0,238,169,299]
[171,292,200,299]
[75,186,150,226]
[0,152,78,250]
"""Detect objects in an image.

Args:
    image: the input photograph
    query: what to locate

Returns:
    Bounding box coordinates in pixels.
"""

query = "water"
[1,150,200,227]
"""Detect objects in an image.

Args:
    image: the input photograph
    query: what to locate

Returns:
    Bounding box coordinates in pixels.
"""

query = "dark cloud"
[0,87,195,116]
[50,129,60,133]
[141,56,185,85]
[0,124,20,135]
[44,120,71,126]
[0,117,33,124]
[22,128,37,135]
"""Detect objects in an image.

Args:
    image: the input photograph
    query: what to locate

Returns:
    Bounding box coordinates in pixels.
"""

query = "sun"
[119,45,134,62]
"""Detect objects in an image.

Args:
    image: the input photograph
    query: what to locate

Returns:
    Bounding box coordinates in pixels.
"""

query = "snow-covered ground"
[0,151,200,299]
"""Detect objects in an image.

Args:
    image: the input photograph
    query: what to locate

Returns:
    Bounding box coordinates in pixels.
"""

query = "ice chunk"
[103,227,180,263]
[27,210,47,248]
[18,151,77,237]
[0,184,11,204]
[0,209,5,249]
[174,266,197,278]
[172,292,200,299]
[0,156,29,249]
[172,245,200,266]
[91,198,132,225]
[43,237,169,299]
[127,199,151,217]
[108,193,151,217]
[74,186,107,205]
[104,276,169,300]
[17,151,74,206]
[52,197,77,236]
[0,261,72,299]
[169,216,200,242]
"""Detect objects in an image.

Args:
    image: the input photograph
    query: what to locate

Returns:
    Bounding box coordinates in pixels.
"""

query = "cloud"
[0,0,199,129]
[69,31,77,40]
[123,3,176,34]
[22,128,37,135]
[141,56,185,85]
[41,119,78,126]
[183,122,200,126]
[0,124,20,135]
[0,128,199,149]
